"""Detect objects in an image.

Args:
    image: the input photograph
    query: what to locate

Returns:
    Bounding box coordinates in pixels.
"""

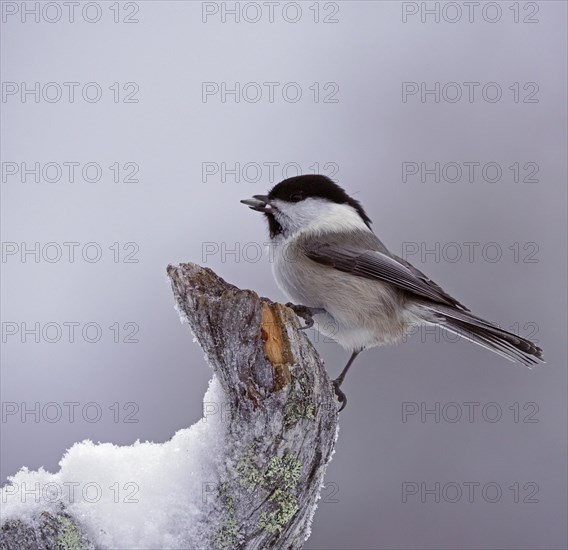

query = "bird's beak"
[240,195,274,213]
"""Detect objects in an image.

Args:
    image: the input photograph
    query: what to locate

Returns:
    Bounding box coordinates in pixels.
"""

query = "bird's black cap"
[268,175,372,227]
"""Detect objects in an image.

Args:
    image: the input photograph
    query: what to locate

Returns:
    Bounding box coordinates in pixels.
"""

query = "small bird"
[241,175,544,410]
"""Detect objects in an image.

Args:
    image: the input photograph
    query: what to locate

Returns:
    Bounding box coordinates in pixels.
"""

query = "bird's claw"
[331,379,347,412]
[285,302,316,330]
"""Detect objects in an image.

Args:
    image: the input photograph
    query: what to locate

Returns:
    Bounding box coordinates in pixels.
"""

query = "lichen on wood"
[167,262,340,549]
[0,263,339,550]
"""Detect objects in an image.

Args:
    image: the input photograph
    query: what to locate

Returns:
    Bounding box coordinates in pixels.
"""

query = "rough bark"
[0,512,95,550]
[167,263,339,550]
[0,263,339,550]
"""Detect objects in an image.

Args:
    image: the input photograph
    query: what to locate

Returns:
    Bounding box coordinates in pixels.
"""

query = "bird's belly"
[273,251,411,351]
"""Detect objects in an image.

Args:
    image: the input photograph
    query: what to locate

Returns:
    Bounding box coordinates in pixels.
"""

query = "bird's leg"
[332,350,361,412]
[285,303,326,330]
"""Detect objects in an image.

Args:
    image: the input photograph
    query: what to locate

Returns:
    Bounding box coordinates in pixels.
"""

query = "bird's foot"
[331,379,347,412]
[285,303,324,330]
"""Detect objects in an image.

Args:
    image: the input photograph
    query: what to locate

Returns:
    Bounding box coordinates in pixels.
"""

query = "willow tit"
[241,175,544,410]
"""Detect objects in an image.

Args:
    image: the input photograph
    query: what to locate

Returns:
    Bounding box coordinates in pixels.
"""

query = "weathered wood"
[167,263,339,550]
[0,263,339,550]
[0,512,95,550]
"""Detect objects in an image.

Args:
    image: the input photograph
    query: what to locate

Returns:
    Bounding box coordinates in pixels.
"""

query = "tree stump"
[0,263,339,550]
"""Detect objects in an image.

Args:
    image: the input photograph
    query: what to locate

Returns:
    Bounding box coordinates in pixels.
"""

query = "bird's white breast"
[269,204,410,351]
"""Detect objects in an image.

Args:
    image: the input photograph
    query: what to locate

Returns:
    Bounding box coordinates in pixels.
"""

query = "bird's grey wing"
[301,232,469,311]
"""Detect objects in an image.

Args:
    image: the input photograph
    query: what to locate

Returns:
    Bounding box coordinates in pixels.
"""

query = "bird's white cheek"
[273,201,314,230]
[272,206,300,234]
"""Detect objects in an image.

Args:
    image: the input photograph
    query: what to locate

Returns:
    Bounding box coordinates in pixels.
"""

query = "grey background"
[1,1,566,549]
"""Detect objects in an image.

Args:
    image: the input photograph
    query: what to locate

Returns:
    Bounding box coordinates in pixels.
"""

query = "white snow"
[0,376,227,549]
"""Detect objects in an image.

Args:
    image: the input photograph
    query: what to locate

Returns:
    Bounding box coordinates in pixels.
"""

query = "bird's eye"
[290,192,303,202]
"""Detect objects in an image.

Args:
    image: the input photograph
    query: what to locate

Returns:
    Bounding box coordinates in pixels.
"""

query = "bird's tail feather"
[422,305,544,367]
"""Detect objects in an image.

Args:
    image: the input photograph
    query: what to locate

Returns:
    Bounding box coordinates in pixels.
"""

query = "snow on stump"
[0,263,339,549]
